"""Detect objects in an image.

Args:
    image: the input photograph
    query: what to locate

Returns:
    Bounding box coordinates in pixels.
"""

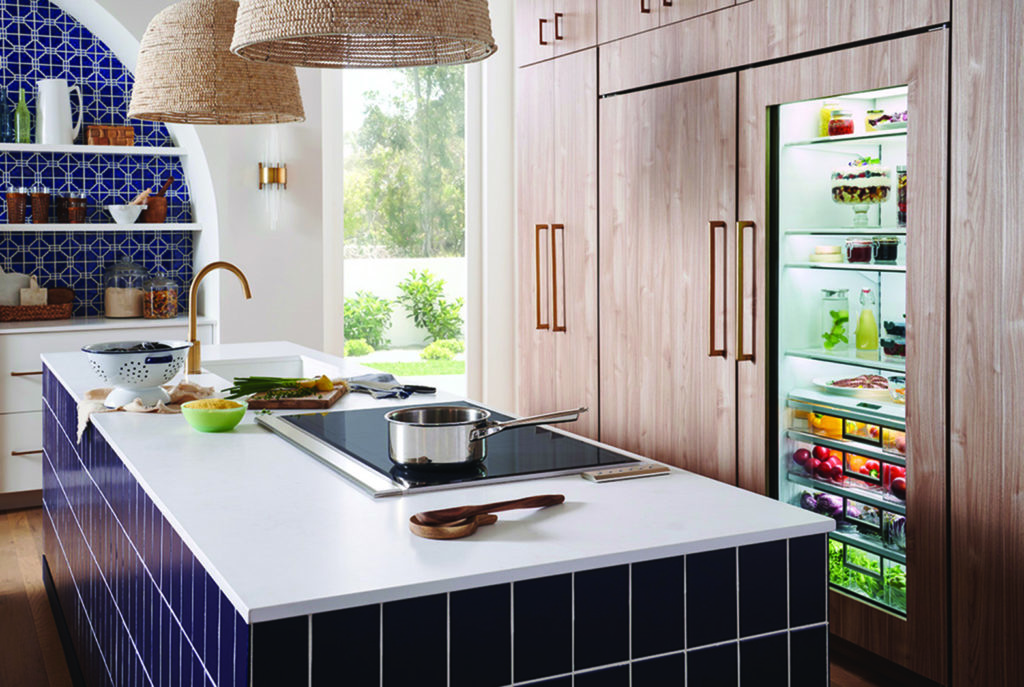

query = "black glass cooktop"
[273,402,638,495]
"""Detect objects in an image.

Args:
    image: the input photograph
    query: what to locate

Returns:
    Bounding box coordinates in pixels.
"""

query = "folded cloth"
[346,373,434,399]
[77,380,215,442]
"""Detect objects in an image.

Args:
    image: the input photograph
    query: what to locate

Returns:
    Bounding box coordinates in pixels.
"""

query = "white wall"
[91,0,325,350]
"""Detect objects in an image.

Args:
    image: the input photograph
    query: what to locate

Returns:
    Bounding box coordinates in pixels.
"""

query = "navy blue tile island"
[40,344,832,687]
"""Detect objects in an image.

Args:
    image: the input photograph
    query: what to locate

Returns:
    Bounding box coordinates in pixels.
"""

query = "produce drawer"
[0,323,213,413]
[1,410,43,493]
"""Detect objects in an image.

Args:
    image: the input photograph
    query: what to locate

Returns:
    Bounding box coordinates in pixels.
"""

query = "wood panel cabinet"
[738,32,949,682]
[516,49,599,439]
[516,0,597,66]
[598,74,737,482]
[598,0,733,44]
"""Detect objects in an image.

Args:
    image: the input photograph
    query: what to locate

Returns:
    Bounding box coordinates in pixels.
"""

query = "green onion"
[222,376,311,399]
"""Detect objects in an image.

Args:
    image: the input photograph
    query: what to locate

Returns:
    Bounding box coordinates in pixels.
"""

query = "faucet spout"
[187,261,252,374]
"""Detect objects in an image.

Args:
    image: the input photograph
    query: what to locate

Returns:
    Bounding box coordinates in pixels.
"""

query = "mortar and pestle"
[138,175,175,223]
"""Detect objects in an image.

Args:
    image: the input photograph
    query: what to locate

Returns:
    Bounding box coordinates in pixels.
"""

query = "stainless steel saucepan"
[385,405,587,467]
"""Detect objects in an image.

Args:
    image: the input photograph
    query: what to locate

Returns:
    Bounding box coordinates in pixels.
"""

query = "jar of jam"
[5,186,28,223]
[845,238,873,263]
[896,166,907,227]
[819,101,841,137]
[142,268,179,319]
[873,236,900,263]
[828,110,855,136]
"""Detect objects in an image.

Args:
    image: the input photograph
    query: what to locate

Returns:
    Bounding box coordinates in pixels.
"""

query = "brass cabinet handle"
[554,12,564,40]
[663,0,673,5]
[551,224,566,333]
[10,370,43,377]
[709,221,726,358]
[736,220,756,363]
[11,449,43,456]
[640,0,652,13]
[536,224,550,330]
[538,18,549,45]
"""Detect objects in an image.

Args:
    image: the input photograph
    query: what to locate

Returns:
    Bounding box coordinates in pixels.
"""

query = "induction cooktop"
[256,402,639,497]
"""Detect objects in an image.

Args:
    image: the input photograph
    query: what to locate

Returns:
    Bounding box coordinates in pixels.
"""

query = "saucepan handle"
[470,407,587,441]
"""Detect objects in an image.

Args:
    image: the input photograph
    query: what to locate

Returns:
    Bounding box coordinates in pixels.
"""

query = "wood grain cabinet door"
[516,51,599,440]
[737,31,949,683]
[599,73,737,482]
[552,0,597,55]
[598,0,661,44]
[515,0,555,66]
[658,0,734,25]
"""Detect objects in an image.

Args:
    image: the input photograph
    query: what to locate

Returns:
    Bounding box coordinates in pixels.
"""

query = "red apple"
[830,463,845,481]
[793,448,812,465]
[806,458,822,475]
[891,477,907,500]
[812,445,830,462]
[816,460,833,479]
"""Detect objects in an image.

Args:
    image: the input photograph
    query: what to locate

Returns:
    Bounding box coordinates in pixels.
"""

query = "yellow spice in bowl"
[185,399,242,410]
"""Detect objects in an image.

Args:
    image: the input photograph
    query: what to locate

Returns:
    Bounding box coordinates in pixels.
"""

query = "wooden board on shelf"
[246,387,346,410]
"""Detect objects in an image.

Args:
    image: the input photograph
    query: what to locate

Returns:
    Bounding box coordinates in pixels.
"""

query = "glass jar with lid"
[104,254,149,318]
[820,289,850,351]
[142,267,179,319]
[828,110,855,136]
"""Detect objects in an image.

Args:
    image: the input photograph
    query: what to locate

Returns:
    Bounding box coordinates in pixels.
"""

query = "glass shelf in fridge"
[786,347,906,373]
[784,129,907,149]
[785,226,907,236]
[785,261,907,273]
[790,472,905,516]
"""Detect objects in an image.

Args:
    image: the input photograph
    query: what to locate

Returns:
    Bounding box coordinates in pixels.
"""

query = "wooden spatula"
[409,513,499,540]
[411,494,565,527]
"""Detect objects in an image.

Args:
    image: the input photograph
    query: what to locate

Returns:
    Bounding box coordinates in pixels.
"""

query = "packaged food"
[142,268,179,319]
[104,254,149,318]
[828,110,855,136]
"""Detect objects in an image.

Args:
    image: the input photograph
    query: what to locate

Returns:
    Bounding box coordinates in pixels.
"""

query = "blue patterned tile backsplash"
[0,0,195,317]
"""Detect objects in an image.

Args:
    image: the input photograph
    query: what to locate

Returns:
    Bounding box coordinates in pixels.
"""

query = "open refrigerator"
[771,89,910,616]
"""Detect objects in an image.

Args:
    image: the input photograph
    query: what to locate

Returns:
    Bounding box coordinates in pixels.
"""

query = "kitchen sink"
[202,355,342,382]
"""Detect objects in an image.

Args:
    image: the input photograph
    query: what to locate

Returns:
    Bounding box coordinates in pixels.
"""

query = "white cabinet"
[0,319,214,494]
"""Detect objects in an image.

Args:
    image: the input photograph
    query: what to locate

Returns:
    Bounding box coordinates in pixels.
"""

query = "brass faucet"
[187,261,252,374]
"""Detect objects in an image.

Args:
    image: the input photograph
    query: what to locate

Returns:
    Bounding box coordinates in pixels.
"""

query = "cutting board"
[247,387,346,410]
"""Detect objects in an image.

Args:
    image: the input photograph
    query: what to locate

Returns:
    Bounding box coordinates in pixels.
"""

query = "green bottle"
[14,88,31,144]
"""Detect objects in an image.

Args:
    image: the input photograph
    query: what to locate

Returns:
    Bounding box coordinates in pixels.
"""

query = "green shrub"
[343,291,393,349]
[344,338,375,357]
[421,341,456,360]
[396,269,464,342]
[433,338,464,355]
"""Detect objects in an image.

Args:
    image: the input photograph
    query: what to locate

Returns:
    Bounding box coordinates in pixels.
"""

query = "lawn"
[363,360,466,376]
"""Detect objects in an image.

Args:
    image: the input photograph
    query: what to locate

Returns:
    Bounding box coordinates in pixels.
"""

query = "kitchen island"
[40,341,833,687]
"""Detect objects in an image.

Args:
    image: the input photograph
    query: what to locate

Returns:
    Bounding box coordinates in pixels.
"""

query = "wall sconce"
[259,126,286,231]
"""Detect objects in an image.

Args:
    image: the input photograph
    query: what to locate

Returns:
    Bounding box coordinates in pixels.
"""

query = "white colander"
[82,341,192,408]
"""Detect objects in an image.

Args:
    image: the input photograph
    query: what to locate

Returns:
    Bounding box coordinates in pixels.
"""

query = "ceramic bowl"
[105,204,146,225]
[181,400,248,433]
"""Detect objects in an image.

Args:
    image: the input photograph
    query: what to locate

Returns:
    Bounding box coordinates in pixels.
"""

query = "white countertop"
[43,341,833,623]
[1,314,215,335]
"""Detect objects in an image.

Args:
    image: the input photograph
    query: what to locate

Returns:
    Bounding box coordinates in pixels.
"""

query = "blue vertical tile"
[632,652,685,686]
[234,613,249,687]
[203,575,219,672]
[450,584,509,687]
[251,617,308,687]
[790,625,828,687]
[632,556,685,659]
[575,565,629,670]
[383,594,446,687]
[740,632,788,687]
[790,535,827,627]
[686,548,737,648]
[739,540,788,637]
[218,595,237,686]
[312,604,379,687]
[514,574,572,682]
[688,643,738,687]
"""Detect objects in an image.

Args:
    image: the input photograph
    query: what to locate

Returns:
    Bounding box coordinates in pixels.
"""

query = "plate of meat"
[814,374,892,400]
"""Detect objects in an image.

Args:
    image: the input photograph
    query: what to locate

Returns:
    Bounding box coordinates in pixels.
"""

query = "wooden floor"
[0,506,922,687]
[0,507,72,687]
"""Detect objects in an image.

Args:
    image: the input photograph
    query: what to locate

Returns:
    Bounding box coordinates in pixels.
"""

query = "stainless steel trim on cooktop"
[256,414,404,497]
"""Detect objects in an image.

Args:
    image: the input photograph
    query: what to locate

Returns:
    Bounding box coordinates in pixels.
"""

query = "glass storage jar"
[845,238,873,263]
[104,254,149,318]
[142,268,179,319]
[828,110,855,136]
[820,288,850,351]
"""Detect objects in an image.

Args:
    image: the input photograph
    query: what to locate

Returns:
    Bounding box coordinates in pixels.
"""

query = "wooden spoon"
[410,513,499,540]
[411,494,565,527]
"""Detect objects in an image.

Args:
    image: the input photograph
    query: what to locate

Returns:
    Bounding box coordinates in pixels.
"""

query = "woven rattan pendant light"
[230,0,497,69]
[129,0,305,124]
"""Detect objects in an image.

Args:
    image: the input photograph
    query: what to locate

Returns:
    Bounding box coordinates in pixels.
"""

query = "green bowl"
[181,400,248,433]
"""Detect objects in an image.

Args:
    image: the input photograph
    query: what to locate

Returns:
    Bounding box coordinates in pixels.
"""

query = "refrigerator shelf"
[787,389,905,430]
[789,472,906,515]
[783,129,907,149]
[786,347,906,373]
[830,529,907,565]
[785,227,907,236]
[786,429,906,467]
[784,261,907,273]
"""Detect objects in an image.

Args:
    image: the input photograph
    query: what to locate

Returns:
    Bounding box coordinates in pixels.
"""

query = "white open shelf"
[0,223,201,232]
[0,142,186,157]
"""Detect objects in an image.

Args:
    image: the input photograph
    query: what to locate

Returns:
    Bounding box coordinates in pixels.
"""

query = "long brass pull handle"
[10,370,43,377]
[539,18,549,45]
[554,12,564,40]
[11,449,43,456]
[737,221,756,363]
[663,0,673,5]
[709,221,726,358]
[640,0,651,13]
[536,224,550,330]
[551,223,566,332]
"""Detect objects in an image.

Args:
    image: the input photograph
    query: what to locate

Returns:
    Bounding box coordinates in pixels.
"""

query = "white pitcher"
[35,79,83,145]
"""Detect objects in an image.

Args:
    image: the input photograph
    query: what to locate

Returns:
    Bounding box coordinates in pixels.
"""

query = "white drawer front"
[1,410,43,492]
[0,323,213,413]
